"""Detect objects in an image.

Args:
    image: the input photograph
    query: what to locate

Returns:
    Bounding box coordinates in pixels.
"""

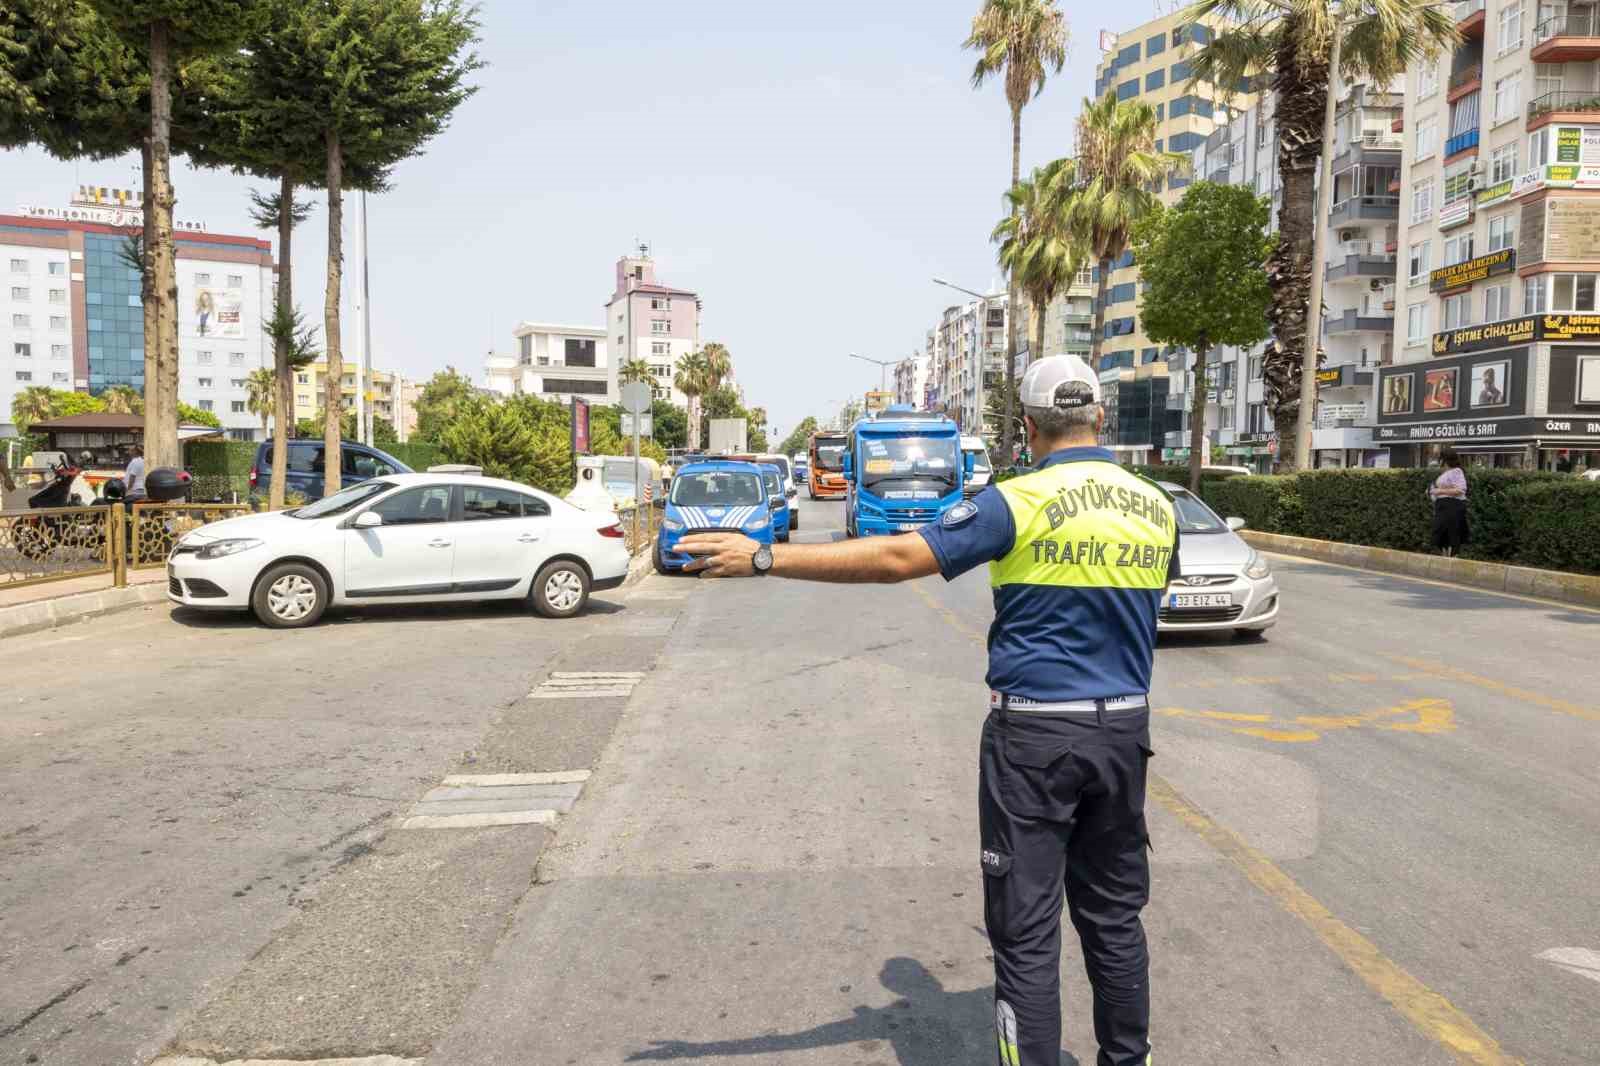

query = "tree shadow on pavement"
[1336,569,1600,626]
[625,956,1082,1066]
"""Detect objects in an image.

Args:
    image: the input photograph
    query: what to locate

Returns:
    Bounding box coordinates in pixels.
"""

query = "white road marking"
[549,671,647,679]
[151,1053,420,1065]
[399,810,556,830]
[529,687,636,699]
[442,771,591,787]
[1537,947,1600,985]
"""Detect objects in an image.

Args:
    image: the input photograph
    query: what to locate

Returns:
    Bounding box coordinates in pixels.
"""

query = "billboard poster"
[1470,361,1510,408]
[1381,373,1414,415]
[194,286,243,338]
[1557,127,1582,163]
[571,397,590,454]
[1422,367,1458,412]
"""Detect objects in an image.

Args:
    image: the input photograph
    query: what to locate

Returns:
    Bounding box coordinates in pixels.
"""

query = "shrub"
[186,440,258,477]
[1201,474,1302,535]
[1504,480,1600,574]
[385,441,443,470]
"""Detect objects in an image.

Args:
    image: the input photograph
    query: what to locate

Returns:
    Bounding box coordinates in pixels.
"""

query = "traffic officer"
[678,353,1180,1066]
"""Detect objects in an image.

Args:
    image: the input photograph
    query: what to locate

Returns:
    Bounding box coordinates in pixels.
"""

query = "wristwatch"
[751,545,773,576]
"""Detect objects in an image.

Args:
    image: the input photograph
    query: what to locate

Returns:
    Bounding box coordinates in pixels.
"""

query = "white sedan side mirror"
[353,511,384,529]
[1226,516,1247,531]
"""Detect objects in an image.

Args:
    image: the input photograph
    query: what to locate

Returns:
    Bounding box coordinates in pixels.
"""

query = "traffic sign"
[620,382,652,415]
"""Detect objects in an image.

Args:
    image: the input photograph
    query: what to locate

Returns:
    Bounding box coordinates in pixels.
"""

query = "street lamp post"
[848,352,897,396]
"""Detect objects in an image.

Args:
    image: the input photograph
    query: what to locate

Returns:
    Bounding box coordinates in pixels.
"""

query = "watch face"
[753,546,774,573]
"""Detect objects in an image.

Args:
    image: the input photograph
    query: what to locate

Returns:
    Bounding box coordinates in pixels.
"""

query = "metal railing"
[0,506,114,590]
[618,505,662,556]
[1528,90,1600,118]
[1448,67,1482,93]
[128,502,250,570]
[1533,10,1598,44]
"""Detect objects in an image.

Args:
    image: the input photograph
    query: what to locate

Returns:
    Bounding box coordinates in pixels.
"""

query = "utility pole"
[360,189,374,446]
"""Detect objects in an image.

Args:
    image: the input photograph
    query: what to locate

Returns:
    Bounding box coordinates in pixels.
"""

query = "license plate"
[897,522,920,532]
[1170,592,1232,608]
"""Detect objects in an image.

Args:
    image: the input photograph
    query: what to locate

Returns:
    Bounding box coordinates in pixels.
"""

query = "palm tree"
[618,358,652,386]
[993,158,1086,382]
[1188,0,1457,468]
[245,366,276,436]
[965,0,1068,461]
[11,386,57,434]
[101,384,144,415]
[701,342,733,393]
[674,351,710,450]
[1069,94,1184,372]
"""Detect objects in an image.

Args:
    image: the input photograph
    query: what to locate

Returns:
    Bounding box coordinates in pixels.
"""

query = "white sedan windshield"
[292,480,393,519]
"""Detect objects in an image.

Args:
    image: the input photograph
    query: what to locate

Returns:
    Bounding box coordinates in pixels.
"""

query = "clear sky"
[4,0,1121,444]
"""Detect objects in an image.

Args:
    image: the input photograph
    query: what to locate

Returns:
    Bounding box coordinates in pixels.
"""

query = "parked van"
[249,439,412,502]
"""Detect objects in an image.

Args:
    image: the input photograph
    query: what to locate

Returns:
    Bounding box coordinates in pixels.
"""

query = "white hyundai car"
[166,473,631,628]
[1157,482,1280,638]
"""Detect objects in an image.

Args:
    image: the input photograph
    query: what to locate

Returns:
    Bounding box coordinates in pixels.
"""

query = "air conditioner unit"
[1370,278,1384,291]
[1339,229,1359,242]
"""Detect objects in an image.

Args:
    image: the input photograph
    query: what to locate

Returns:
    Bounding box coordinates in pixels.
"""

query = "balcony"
[1329,194,1399,225]
[1061,312,1094,325]
[1331,131,1405,171]
[1527,89,1600,126]
[1325,240,1398,282]
[1326,308,1395,334]
[1444,128,1480,158]
[1447,66,1482,102]
[1532,9,1600,62]
[1454,0,1485,38]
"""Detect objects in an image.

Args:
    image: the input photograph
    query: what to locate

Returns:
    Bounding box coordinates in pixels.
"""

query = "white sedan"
[166,473,631,628]
[1157,483,1280,638]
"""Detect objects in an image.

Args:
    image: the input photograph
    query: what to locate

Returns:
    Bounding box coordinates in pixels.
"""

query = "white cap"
[1020,354,1101,411]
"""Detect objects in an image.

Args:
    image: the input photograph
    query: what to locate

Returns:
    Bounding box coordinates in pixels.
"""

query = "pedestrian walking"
[1429,447,1469,557]
[678,354,1179,1066]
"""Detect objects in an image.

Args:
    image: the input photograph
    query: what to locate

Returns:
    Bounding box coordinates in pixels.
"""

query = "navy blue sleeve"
[917,486,1015,581]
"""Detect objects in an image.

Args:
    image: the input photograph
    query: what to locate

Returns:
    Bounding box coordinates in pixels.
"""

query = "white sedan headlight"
[1243,549,1271,580]
[661,517,684,531]
[197,537,263,560]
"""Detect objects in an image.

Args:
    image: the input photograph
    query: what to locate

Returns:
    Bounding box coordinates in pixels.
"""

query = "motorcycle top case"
[144,467,192,502]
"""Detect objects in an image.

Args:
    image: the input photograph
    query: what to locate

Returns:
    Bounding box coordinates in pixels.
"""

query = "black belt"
[990,691,1149,716]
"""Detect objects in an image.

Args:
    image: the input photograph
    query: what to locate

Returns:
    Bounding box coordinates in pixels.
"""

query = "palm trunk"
[270,173,294,509]
[1262,13,1328,473]
[323,131,344,495]
[140,141,160,459]
[1189,343,1210,492]
[1001,107,1022,463]
[1031,292,1047,443]
[146,22,180,470]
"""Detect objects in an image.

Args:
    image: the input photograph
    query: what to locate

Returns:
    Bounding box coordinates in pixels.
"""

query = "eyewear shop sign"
[1428,249,1514,294]
[1375,416,1600,443]
[1432,313,1600,356]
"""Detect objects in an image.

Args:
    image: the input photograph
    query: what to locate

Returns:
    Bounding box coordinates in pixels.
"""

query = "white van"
[961,436,993,497]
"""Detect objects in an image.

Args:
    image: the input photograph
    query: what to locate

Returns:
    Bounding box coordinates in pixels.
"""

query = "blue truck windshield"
[671,471,764,507]
[859,436,959,491]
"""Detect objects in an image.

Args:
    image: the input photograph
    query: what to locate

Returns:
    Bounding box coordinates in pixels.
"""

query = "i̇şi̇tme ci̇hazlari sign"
[1431,313,1600,355]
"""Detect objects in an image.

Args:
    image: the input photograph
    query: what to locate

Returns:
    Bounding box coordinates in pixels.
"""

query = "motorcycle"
[13,457,98,560]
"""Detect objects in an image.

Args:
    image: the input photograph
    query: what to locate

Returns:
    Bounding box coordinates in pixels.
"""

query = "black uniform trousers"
[979,700,1153,1066]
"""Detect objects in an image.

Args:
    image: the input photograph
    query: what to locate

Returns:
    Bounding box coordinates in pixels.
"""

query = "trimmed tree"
[414,367,479,442]
[1130,181,1273,491]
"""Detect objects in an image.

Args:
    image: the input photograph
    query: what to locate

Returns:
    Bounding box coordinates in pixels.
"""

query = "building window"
[617,334,624,347]
[11,286,30,301]
[1171,59,1194,81]
[1146,32,1166,57]
[1415,116,1438,160]
[227,274,243,288]
[197,376,213,388]
[229,352,245,366]
[1492,73,1522,124]
[1419,62,1440,100]
[1487,213,1516,252]
[49,315,66,331]
[198,399,214,411]
[1552,272,1599,311]
[1490,142,1518,184]
[1444,233,1475,266]
[649,296,671,311]
[8,259,26,274]
[1407,302,1429,343]
[1485,283,1512,322]
[1442,292,1474,330]
[47,288,64,304]
[296,372,308,383]
[1248,354,1264,381]
[51,344,67,359]
[48,261,65,276]
[1145,70,1165,92]
[564,338,597,367]
[1530,128,1550,168]
[651,341,670,356]
[1407,240,1431,284]
[231,400,247,413]
[1497,1,1523,54]
[14,370,31,382]
[11,313,28,328]
[1154,102,1164,122]
[1411,179,1435,224]
[230,377,246,388]
[650,320,670,334]
[1443,163,1474,204]
[1525,275,1547,313]
[51,371,68,384]
[13,342,31,359]
[195,273,211,286]
[1534,63,1564,99]
[540,377,609,396]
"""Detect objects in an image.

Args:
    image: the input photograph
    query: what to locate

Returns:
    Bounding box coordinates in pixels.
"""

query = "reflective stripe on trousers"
[980,705,1154,1066]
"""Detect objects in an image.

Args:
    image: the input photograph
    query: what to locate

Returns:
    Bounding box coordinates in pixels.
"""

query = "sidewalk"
[0,568,167,639]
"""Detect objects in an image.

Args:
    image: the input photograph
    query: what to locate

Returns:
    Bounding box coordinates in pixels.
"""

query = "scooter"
[14,457,98,560]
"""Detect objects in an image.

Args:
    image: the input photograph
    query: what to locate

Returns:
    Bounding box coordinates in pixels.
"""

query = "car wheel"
[533,559,590,618]
[252,562,328,628]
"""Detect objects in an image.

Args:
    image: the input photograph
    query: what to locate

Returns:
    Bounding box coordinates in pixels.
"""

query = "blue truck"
[840,406,971,538]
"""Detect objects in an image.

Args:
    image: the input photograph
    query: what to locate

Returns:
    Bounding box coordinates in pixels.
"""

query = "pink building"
[604,248,701,404]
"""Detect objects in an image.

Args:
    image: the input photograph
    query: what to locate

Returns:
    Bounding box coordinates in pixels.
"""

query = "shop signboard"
[1512,169,1546,197]
[1557,127,1583,163]
[1545,198,1600,261]
[1475,178,1514,206]
[1428,248,1514,293]
[1430,312,1600,356]
[1317,368,1342,386]
[1521,199,1548,267]
[1373,415,1600,443]
[1438,198,1473,230]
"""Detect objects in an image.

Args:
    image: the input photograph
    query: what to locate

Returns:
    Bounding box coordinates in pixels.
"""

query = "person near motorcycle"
[125,445,147,499]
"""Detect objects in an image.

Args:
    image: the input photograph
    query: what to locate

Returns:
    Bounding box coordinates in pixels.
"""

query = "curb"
[0,581,169,640]
[1241,530,1600,609]
[621,540,656,589]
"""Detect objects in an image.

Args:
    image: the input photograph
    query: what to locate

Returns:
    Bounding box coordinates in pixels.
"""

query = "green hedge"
[385,441,443,470]
[185,439,257,476]
[1179,467,1596,575]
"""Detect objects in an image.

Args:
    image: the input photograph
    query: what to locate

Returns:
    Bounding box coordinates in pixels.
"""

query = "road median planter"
[1242,530,1600,609]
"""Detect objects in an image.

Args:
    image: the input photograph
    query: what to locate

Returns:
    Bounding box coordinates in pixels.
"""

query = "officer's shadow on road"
[625,956,1081,1066]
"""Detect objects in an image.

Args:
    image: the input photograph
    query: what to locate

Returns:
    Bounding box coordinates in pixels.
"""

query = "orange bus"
[807,430,848,499]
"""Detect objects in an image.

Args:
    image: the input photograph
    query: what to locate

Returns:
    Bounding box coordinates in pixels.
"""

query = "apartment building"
[928,291,1008,436]
[892,352,931,408]
[1015,267,1096,371]
[1387,0,1600,468]
[603,247,701,405]
[1187,79,1403,470]
[484,322,612,406]
[1091,11,1258,373]
[291,361,415,431]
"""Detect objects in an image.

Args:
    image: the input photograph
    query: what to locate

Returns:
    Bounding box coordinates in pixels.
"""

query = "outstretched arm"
[677,532,939,583]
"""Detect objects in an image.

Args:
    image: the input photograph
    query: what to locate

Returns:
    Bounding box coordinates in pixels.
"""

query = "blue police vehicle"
[758,463,792,542]
[653,459,776,573]
[841,406,970,538]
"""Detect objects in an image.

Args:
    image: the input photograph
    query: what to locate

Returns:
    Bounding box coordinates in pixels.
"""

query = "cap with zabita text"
[1020,354,1101,411]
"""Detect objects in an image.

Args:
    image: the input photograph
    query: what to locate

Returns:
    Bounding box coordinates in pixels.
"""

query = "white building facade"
[4,186,275,439]
[485,322,612,406]
[928,291,1008,437]
[604,249,702,406]
[892,352,930,408]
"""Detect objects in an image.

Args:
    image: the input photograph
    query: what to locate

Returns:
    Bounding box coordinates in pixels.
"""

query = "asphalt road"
[4,497,1597,1065]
